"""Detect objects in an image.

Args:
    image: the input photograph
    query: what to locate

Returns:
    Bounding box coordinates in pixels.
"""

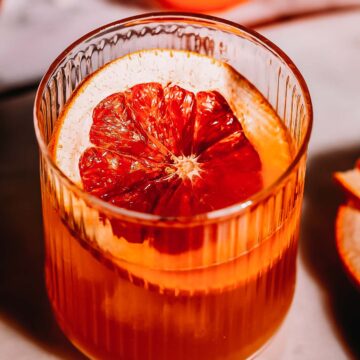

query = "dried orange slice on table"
[334,160,360,287]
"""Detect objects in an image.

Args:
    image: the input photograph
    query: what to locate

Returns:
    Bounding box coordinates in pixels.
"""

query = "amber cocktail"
[34,13,312,360]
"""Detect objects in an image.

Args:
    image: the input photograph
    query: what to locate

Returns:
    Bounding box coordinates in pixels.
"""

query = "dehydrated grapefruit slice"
[53,50,291,188]
[336,205,360,287]
[52,49,293,274]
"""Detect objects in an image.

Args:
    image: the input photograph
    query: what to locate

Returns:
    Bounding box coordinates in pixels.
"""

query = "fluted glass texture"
[34,14,312,360]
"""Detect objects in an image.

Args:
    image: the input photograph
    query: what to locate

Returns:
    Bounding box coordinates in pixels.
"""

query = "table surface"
[0,5,360,360]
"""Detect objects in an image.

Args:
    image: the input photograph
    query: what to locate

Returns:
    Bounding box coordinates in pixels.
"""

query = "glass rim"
[33,12,313,226]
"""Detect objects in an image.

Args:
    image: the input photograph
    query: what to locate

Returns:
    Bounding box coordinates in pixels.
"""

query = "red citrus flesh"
[78,83,262,252]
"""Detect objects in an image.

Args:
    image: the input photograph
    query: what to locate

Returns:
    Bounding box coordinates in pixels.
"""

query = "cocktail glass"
[34,13,312,360]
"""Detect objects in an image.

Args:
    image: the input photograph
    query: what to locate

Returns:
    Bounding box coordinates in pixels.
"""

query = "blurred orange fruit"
[334,159,360,287]
[336,205,360,287]
[334,162,360,209]
[157,0,246,12]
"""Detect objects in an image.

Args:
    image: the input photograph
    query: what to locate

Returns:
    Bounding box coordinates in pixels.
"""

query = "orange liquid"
[42,180,301,359]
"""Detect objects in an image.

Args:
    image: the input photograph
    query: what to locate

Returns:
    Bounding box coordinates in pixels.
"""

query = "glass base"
[247,311,289,360]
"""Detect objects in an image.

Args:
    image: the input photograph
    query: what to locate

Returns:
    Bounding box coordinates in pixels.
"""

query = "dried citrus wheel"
[52,49,292,268]
[336,205,360,287]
